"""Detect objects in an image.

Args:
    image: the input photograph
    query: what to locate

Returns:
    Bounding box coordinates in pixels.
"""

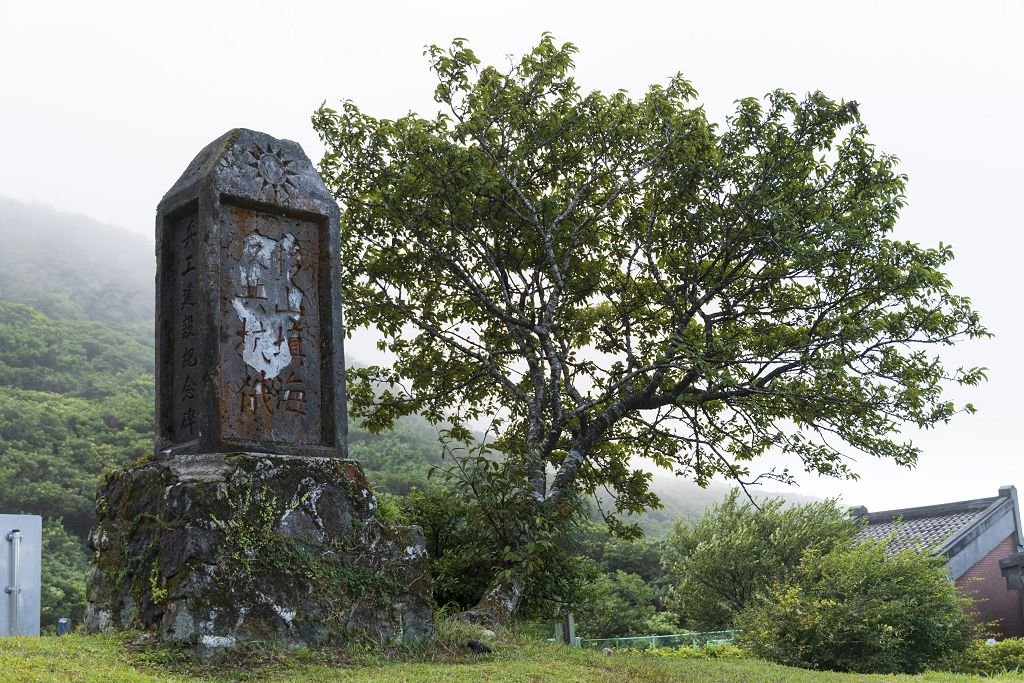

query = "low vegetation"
[2,629,1023,682]
[943,638,1024,677]
[662,490,857,629]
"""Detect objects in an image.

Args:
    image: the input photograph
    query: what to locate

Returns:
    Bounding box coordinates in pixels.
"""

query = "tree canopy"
[314,35,987,621]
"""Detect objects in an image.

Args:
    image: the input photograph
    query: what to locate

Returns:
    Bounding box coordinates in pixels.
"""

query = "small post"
[562,613,576,647]
[553,613,577,646]
[5,530,21,636]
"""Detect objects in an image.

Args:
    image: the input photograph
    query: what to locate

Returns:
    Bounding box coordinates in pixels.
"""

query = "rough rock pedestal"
[87,453,433,651]
[86,129,434,655]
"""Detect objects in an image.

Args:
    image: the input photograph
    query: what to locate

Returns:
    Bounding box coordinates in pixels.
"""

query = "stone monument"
[86,129,433,655]
[153,128,347,458]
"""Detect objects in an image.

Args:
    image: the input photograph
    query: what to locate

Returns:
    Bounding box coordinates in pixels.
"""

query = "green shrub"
[398,486,493,609]
[942,638,1024,676]
[398,462,597,618]
[662,490,857,629]
[736,540,977,674]
[575,570,680,638]
[373,492,408,525]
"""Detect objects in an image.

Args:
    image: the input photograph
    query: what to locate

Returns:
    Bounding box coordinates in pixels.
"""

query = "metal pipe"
[5,530,21,636]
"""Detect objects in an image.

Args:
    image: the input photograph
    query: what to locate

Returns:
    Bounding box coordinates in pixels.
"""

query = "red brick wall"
[955,534,1024,638]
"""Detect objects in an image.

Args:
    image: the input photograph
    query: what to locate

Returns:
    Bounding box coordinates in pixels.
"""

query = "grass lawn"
[2,633,1024,683]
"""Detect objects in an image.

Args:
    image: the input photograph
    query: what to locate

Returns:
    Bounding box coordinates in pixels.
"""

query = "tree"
[593,534,664,584]
[662,490,856,629]
[737,541,977,673]
[313,35,987,624]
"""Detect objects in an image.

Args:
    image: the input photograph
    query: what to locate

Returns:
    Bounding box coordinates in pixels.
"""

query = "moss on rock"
[86,453,434,657]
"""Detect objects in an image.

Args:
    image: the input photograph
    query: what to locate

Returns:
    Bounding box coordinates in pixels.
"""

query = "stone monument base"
[85,453,434,655]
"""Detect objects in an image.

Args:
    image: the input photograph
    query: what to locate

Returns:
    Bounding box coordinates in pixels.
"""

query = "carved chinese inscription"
[231,233,304,378]
[219,205,323,447]
[171,213,199,443]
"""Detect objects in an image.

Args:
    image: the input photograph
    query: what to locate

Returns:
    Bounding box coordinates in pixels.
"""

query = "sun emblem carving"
[245,143,298,201]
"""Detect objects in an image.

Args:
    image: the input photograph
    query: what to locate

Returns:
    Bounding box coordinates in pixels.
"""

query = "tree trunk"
[459,575,524,627]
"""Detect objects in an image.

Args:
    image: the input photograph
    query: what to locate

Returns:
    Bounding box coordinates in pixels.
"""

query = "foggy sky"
[2,0,1020,510]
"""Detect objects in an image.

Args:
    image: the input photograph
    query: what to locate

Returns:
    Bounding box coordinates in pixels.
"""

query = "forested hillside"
[0,303,153,536]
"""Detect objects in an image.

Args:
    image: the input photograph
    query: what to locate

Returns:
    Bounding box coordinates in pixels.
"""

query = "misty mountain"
[622,468,822,535]
[0,196,153,324]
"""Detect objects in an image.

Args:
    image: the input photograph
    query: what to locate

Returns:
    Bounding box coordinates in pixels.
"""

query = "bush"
[662,489,857,629]
[399,482,595,616]
[575,570,680,638]
[942,638,1024,676]
[737,540,977,674]
[399,486,493,609]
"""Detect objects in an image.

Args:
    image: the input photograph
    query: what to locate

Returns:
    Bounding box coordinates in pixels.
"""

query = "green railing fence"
[577,630,740,650]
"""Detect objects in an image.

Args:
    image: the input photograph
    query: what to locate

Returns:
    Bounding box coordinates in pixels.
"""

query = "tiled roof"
[856,510,983,553]
[852,495,1006,556]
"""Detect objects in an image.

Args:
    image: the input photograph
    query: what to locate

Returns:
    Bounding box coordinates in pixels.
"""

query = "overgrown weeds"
[121,609,506,680]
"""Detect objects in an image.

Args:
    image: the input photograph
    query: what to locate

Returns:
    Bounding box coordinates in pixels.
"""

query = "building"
[852,485,1024,638]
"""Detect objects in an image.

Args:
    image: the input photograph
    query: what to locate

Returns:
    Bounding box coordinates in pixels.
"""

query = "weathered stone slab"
[86,454,434,655]
[155,129,346,459]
